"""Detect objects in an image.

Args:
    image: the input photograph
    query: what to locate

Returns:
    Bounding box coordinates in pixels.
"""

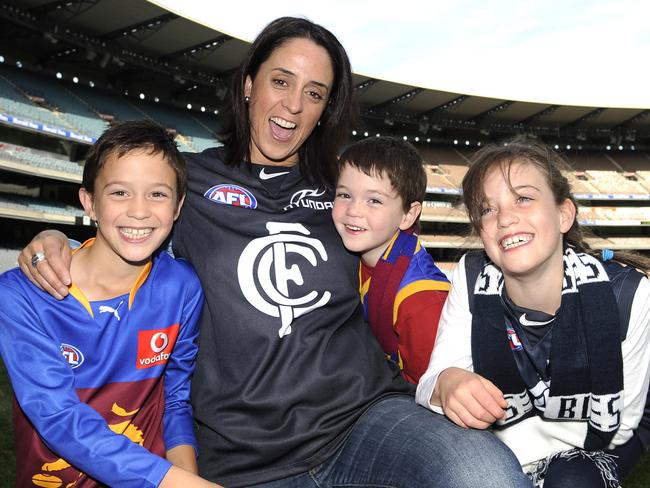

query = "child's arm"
[0,284,205,488]
[167,445,199,474]
[612,276,650,446]
[434,367,507,429]
[415,255,506,428]
[394,289,447,383]
[162,265,203,462]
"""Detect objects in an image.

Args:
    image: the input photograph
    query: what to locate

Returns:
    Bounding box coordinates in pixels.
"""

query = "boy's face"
[332,163,420,267]
[79,149,183,266]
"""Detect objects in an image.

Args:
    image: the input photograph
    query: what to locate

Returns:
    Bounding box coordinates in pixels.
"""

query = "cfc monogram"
[238,222,331,337]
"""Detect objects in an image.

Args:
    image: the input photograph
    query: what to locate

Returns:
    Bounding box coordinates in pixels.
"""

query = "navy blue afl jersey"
[0,245,203,487]
[173,147,411,487]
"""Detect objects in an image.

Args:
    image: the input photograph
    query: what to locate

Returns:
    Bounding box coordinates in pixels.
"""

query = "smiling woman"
[18,17,532,488]
[244,37,333,167]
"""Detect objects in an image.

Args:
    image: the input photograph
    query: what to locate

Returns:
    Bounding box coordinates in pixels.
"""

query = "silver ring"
[31,252,46,268]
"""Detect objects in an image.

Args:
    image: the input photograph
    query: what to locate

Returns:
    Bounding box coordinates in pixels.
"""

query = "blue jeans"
[252,395,532,487]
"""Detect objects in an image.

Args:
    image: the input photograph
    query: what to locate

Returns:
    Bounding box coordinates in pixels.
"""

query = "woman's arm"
[18,229,72,299]
[160,465,221,487]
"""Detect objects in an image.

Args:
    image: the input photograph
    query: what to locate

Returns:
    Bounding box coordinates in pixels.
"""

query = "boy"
[0,121,217,487]
[332,137,450,384]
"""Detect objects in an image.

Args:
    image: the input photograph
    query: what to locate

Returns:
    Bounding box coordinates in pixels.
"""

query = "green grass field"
[1,362,649,487]
[0,361,15,487]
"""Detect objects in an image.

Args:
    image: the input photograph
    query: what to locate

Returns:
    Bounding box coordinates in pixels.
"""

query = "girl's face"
[478,160,575,281]
[245,37,333,167]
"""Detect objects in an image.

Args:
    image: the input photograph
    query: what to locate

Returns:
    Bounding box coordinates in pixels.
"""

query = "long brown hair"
[462,136,650,272]
[220,17,354,189]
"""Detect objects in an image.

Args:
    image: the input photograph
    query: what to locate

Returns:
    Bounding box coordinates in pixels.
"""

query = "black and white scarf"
[471,247,624,450]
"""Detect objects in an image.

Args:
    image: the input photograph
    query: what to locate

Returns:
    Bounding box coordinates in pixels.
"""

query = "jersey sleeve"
[415,255,474,412]
[0,284,172,488]
[611,276,650,447]
[395,289,447,384]
[162,268,203,454]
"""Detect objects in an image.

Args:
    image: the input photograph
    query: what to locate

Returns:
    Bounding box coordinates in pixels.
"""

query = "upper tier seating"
[1,66,108,137]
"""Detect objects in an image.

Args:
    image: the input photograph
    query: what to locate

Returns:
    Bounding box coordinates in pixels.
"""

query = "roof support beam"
[102,13,178,41]
[29,0,99,18]
[161,35,231,62]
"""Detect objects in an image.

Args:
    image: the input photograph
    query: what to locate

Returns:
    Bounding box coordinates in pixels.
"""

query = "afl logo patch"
[60,343,84,369]
[204,184,257,209]
[506,327,523,351]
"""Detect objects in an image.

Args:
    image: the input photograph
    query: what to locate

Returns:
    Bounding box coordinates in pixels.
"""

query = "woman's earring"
[244,96,250,103]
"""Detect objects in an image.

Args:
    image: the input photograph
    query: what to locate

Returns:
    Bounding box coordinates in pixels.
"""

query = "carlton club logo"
[204,184,257,209]
[136,324,180,368]
[60,343,84,369]
[238,222,331,338]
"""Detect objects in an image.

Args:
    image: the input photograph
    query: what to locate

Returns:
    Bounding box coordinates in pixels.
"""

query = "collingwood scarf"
[471,247,624,450]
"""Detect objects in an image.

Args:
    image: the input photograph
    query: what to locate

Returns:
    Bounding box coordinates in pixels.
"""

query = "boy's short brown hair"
[82,120,186,201]
[336,137,426,212]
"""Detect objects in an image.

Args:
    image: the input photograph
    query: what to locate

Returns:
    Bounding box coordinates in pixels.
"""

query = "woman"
[19,17,531,487]
[416,138,650,487]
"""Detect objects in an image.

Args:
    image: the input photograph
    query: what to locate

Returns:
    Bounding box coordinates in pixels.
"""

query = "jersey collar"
[68,238,153,317]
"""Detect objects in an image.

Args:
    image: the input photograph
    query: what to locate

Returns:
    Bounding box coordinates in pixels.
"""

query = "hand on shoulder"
[18,230,71,299]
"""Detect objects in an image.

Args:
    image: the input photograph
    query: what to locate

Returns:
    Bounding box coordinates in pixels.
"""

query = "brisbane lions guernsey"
[173,147,412,487]
[0,246,203,488]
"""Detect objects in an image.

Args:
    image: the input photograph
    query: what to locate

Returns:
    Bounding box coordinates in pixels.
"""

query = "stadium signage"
[0,112,96,144]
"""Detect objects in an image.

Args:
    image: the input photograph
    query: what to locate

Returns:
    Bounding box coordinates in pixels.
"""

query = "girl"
[416,138,650,487]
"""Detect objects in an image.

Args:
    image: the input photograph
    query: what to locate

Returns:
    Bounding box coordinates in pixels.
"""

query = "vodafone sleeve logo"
[136,324,180,369]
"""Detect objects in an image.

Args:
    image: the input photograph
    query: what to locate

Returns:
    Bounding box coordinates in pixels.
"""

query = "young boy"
[332,137,450,384]
[0,121,217,487]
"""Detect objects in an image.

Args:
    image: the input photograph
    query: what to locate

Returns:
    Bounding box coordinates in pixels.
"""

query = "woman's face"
[245,37,334,167]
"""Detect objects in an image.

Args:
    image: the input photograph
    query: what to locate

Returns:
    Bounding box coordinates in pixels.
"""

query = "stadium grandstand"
[2,0,650,276]
[1,0,650,484]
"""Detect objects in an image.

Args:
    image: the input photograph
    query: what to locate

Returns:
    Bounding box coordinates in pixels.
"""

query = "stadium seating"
[2,66,649,256]
[424,164,459,192]
[0,66,107,137]
[418,232,650,251]
[0,142,82,182]
[0,75,75,129]
[421,201,467,222]
[73,84,149,122]
[568,152,619,171]
[586,170,649,195]
[0,193,85,225]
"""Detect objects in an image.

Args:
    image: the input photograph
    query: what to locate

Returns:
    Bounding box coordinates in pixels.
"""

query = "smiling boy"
[0,121,217,488]
[332,137,450,383]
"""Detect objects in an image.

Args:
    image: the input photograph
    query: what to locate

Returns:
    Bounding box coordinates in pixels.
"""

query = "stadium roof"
[2,0,650,149]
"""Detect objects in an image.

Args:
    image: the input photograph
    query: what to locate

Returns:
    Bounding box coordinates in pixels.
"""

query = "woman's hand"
[18,230,72,300]
[434,367,507,429]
